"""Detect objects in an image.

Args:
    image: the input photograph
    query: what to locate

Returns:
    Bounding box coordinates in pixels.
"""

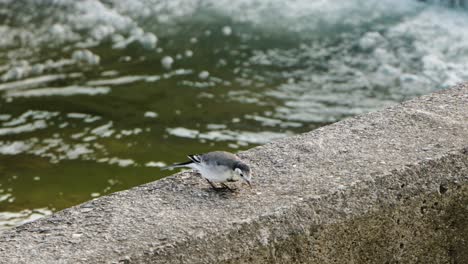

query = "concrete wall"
[0,83,467,264]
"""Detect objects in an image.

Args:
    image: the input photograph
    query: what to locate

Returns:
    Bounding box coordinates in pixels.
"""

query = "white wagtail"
[162,151,251,190]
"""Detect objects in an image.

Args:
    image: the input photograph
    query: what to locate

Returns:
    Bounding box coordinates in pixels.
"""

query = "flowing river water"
[0,0,467,229]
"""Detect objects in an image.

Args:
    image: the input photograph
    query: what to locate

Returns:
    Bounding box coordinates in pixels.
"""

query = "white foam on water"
[145,161,166,167]
[244,114,302,128]
[0,115,10,121]
[0,141,33,155]
[0,208,52,231]
[198,71,210,80]
[72,50,100,65]
[144,111,158,118]
[199,0,420,33]
[91,122,114,138]
[222,26,232,36]
[0,121,47,136]
[199,130,290,145]
[70,0,135,35]
[206,123,227,130]
[161,56,174,69]
[166,127,199,138]
[67,113,89,119]
[167,126,290,145]
[86,75,152,86]
[64,144,93,160]
[0,74,67,91]
[108,157,135,167]
[5,86,110,98]
[120,128,142,136]
[219,1,468,122]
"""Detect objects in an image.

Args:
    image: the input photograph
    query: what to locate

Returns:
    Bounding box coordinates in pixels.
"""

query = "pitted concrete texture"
[0,84,467,264]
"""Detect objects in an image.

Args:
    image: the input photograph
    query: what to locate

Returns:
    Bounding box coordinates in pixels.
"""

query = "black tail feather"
[187,154,202,163]
[161,160,193,170]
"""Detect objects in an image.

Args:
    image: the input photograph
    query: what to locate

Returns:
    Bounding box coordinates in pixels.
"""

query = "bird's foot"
[220,183,237,192]
[205,179,238,193]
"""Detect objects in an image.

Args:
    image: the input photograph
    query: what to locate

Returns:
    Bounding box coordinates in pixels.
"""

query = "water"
[1,0,467,230]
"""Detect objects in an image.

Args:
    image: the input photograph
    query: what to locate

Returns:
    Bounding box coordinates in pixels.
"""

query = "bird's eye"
[240,173,244,177]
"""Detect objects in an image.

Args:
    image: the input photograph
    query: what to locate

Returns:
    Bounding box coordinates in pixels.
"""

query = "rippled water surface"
[0,0,467,229]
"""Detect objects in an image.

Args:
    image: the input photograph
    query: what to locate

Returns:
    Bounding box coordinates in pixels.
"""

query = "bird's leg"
[205,179,218,190]
[221,183,235,192]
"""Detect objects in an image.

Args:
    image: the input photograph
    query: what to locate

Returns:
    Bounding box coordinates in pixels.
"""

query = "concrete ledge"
[0,84,467,263]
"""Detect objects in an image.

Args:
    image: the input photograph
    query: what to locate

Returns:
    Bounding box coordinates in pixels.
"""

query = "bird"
[162,151,252,191]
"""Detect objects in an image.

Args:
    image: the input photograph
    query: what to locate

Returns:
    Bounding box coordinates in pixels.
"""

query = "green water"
[1,0,467,229]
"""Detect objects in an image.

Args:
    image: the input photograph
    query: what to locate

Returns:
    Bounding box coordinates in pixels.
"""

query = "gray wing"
[200,151,239,168]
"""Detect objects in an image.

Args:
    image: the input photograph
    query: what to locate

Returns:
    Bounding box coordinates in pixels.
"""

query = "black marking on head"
[233,162,250,174]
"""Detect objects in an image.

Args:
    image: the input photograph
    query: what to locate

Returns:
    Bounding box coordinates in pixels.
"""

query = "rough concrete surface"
[0,83,467,264]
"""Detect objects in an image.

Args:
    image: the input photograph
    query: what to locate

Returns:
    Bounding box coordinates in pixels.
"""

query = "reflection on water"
[1,0,468,229]
[0,208,52,230]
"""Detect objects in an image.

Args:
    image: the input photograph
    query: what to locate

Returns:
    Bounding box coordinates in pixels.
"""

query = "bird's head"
[233,162,251,187]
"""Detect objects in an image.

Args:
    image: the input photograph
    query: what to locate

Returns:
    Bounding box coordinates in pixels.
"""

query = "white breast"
[195,164,239,183]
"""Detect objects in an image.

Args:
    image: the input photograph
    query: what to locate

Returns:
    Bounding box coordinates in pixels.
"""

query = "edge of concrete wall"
[0,84,467,264]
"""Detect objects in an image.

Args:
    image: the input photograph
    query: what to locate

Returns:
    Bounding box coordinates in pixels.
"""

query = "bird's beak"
[245,179,252,188]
